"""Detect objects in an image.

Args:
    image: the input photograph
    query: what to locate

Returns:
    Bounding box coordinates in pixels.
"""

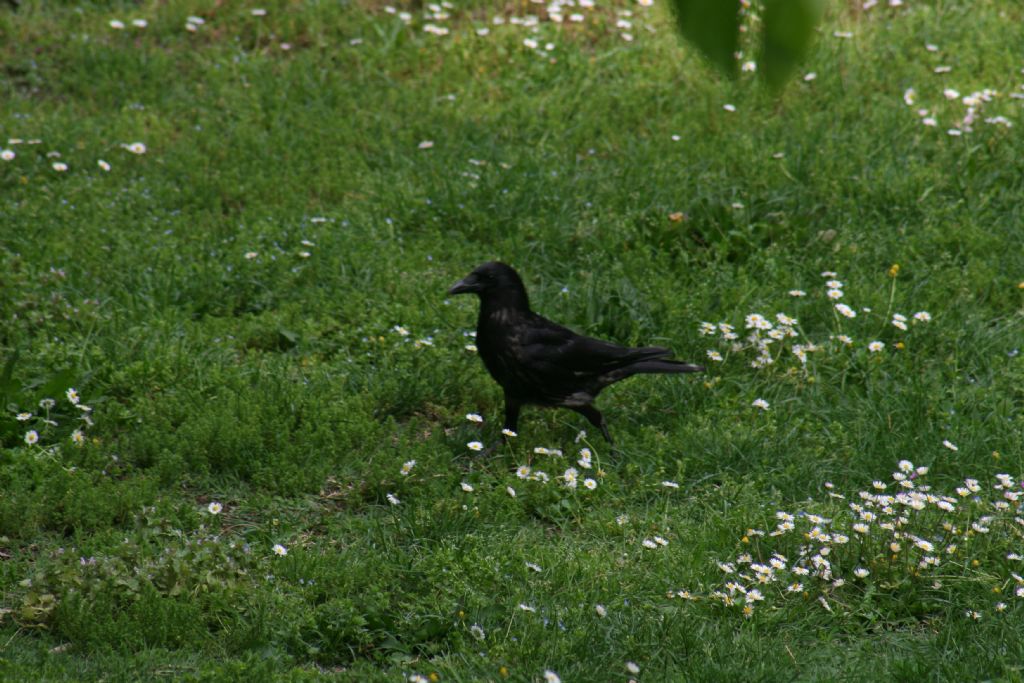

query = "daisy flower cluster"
[382,0,657,50]
[900,48,1014,135]
[1,136,146,176]
[353,322,439,355]
[396,425,602,511]
[508,440,600,494]
[698,270,932,372]
[8,387,94,454]
[671,459,1024,620]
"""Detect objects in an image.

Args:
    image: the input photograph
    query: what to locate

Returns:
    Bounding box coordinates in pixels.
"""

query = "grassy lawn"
[2,0,1023,680]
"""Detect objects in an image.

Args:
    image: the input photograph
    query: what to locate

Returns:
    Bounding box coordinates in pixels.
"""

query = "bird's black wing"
[514,315,671,379]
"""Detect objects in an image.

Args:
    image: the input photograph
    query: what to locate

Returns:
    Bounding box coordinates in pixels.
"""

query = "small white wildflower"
[913,311,932,323]
[595,604,607,617]
[460,482,474,492]
[501,428,517,437]
[744,313,772,330]
[400,460,416,476]
[516,465,532,479]
[24,430,39,446]
[776,313,798,326]
[563,468,579,488]
[506,486,516,497]
[661,480,680,489]
[583,478,597,490]
[577,448,592,469]
[706,349,723,362]
[788,289,807,297]
[466,413,483,423]
[466,441,484,452]
[272,543,288,556]
[868,341,885,353]
[835,303,856,318]
[526,562,542,572]
[208,501,223,515]
[854,567,870,578]
[386,493,401,506]
[124,142,147,155]
[470,624,486,640]
[752,398,769,410]
[626,662,641,674]
[942,440,958,452]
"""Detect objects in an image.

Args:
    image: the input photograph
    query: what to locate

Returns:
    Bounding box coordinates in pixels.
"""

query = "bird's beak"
[448,275,479,295]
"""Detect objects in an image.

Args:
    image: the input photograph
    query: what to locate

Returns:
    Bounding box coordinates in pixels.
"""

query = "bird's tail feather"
[617,359,704,377]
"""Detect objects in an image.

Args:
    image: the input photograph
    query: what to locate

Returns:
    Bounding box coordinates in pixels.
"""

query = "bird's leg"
[573,405,613,446]
[481,395,521,457]
[502,394,522,441]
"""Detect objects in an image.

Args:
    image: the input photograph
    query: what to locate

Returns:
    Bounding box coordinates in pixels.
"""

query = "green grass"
[2,0,1024,680]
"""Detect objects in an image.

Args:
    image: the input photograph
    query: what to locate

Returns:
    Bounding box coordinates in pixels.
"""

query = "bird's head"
[448,261,530,309]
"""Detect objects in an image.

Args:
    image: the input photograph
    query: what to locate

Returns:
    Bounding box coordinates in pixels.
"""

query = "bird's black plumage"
[449,262,703,445]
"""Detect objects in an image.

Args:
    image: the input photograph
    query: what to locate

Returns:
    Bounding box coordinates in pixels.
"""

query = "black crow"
[448,262,703,445]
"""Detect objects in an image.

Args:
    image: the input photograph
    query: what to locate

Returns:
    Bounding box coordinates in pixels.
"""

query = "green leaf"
[667,0,741,77]
[761,0,825,90]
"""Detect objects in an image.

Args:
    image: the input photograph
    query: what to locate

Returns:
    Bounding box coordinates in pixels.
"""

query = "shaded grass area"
[1,0,1023,680]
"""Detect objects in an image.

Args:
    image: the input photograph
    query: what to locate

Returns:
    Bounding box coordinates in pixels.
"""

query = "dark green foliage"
[668,0,742,77]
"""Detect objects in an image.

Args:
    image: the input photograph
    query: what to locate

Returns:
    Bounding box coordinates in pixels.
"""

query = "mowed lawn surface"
[1,0,1023,680]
